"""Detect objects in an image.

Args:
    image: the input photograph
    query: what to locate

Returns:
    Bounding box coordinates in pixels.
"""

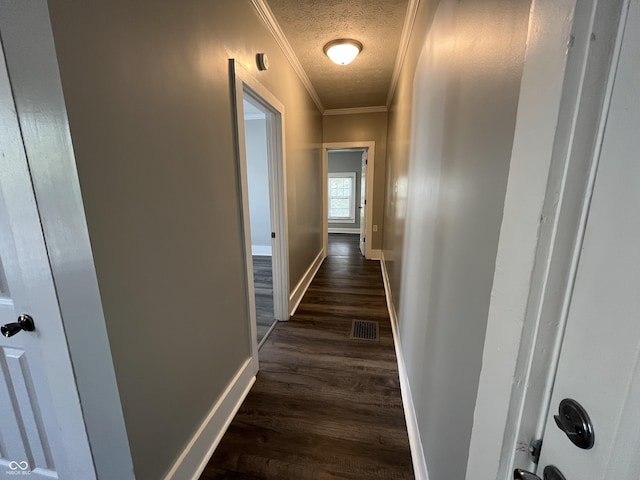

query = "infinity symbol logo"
[8,461,29,471]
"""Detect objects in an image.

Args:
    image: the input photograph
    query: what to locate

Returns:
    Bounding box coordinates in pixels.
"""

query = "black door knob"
[1,314,35,337]
[514,469,541,480]
[514,466,566,480]
[553,398,595,449]
[542,466,567,480]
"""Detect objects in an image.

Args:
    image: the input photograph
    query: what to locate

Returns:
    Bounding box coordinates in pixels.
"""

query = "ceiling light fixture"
[323,39,363,66]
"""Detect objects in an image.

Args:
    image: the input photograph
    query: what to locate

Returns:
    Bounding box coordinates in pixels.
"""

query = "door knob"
[514,466,566,480]
[553,398,595,449]
[514,469,540,480]
[1,314,35,337]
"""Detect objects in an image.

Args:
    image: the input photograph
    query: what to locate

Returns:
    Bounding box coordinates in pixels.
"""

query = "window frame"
[328,172,357,223]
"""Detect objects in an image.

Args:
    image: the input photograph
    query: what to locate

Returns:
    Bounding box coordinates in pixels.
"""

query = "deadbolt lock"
[553,398,595,449]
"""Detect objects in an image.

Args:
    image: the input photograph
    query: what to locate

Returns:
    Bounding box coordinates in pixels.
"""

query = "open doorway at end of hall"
[243,98,276,346]
[326,148,368,257]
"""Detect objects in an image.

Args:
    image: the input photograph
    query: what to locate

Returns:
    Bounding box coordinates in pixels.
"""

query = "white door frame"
[322,142,376,259]
[467,0,628,477]
[0,2,134,478]
[229,59,290,358]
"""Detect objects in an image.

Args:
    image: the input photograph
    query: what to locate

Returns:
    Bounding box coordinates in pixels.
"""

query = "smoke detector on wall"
[256,53,269,71]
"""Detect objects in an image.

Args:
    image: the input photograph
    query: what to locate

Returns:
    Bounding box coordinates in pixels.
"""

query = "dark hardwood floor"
[201,234,414,479]
[253,256,276,344]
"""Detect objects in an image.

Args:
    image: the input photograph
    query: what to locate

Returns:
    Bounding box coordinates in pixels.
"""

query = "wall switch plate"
[373,225,378,232]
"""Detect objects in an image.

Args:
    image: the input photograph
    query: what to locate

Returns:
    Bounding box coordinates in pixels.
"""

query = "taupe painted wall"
[383,0,530,478]
[383,1,440,308]
[323,112,387,249]
[47,1,322,478]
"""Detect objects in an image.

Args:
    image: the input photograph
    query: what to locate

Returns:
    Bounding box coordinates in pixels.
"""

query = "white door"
[359,150,367,257]
[533,2,640,478]
[0,44,95,479]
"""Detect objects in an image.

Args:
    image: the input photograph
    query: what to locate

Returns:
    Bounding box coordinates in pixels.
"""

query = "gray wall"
[245,116,272,250]
[46,1,323,478]
[383,0,530,478]
[328,150,362,230]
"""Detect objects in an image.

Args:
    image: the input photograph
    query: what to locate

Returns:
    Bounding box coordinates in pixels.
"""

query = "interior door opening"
[322,142,376,260]
[326,148,366,256]
[230,59,290,359]
[242,97,277,346]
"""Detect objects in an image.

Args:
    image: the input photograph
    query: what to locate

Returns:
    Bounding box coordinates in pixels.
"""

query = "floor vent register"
[350,320,379,341]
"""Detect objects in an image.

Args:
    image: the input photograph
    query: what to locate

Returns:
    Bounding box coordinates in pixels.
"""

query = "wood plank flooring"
[253,256,276,344]
[200,234,414,479]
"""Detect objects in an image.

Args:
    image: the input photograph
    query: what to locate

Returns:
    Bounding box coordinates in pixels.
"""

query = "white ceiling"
[265,0,409,110]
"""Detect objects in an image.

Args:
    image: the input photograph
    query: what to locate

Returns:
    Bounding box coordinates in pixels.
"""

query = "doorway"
[322,142,376,259]
[230,60,289,355]
[326,149,365,256]
[243,97,276,346]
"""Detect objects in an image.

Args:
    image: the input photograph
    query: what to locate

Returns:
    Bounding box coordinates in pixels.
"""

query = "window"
[328,172,356,223]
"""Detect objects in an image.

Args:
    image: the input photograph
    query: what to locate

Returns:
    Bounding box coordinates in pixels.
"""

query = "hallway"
[200,234,413,479]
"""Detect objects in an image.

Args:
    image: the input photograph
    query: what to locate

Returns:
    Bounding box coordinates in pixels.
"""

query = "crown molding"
[251,0,325,113]
[386,0,420,108]
[323,106,388,116]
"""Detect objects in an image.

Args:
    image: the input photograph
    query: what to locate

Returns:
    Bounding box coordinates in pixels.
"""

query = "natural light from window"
[328,172,356,223]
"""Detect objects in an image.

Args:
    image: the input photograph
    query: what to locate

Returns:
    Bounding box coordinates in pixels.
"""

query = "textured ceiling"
[266,0,409,110]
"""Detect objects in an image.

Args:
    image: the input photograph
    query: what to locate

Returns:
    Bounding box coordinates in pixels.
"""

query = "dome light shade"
[324,39,362,65]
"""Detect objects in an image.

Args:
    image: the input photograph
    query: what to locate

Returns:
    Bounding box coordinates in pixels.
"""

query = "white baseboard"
[289,249,324,316]
[163,358,257,480]
[380,254,429,480]
[251,245,272,256]
[369,248,382,260]
[328,227,360,234]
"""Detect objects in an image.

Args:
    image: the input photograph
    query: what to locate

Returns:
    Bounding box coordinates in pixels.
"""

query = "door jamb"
[322,141,376,259]
[466,0,629,477]
[229,59,290,363]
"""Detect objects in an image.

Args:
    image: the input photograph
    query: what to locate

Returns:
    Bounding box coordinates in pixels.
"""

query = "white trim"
[328,227,360,234]
[251,245,272,256]
[250,0,324,113]
[380,253,429,480]
[369,248,382,260]
[327,148,366,153]
[230,59,291,344]
[386,0,421,107]
[505,3,629,475]
[289,249,324,316]
[323,106,388,116]
[467,0,627,477]
[322,142,376,259]
[162,358,257,480]
[257,318,279,350]
[322,149,328,257]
